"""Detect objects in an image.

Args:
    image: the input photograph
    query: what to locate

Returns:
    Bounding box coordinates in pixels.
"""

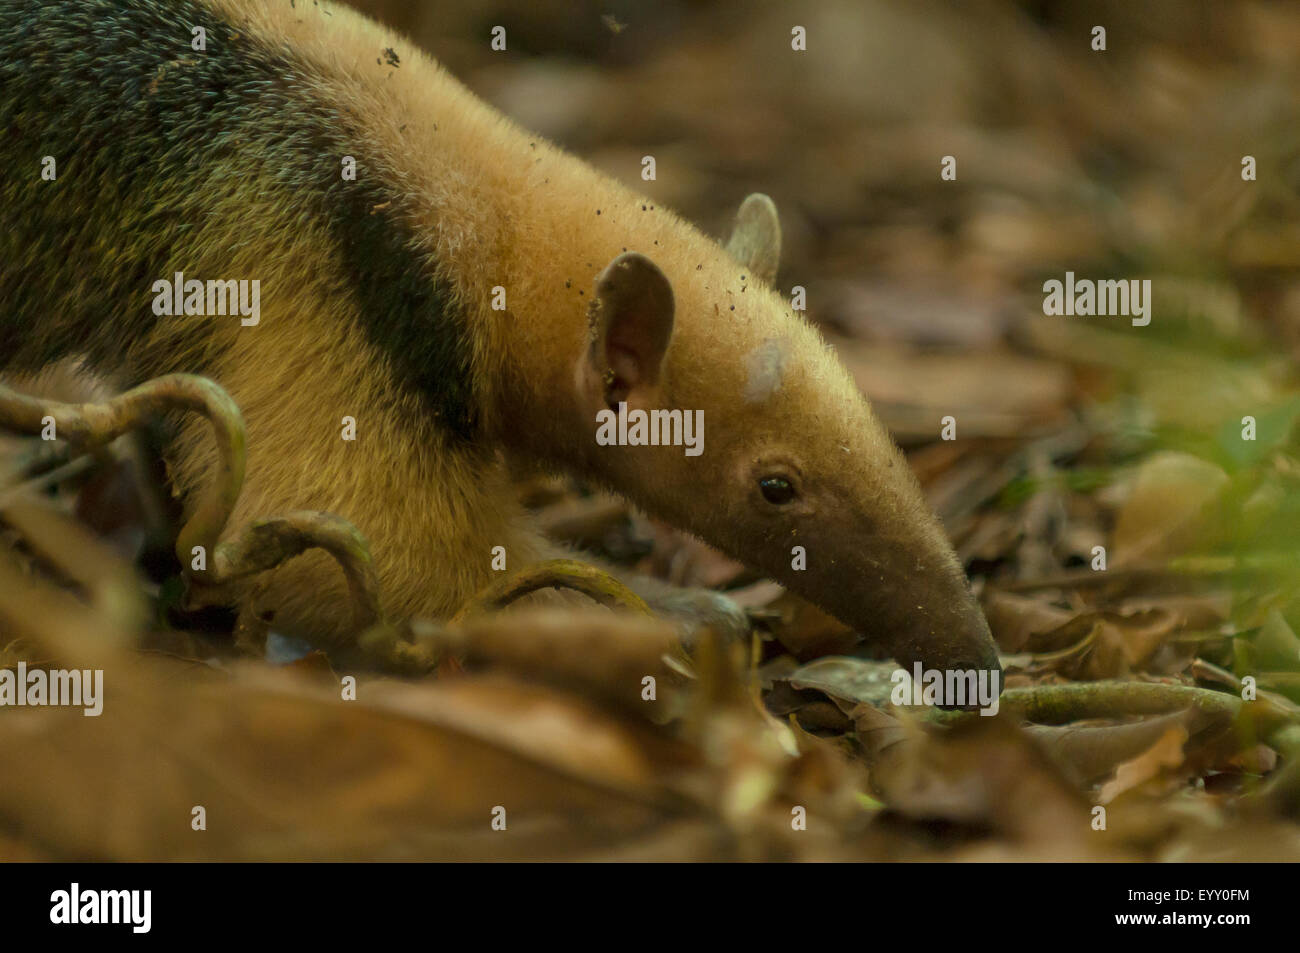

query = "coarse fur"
[0,0,1001,678]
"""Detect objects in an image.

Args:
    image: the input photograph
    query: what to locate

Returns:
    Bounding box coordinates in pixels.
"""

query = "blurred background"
[4,0,1300,861]
[358,0,1300,359]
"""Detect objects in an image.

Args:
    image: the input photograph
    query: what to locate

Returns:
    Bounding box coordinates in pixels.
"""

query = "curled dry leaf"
[982,590,1074,653]
[1026,707,1234,788]
[634,518,750,590]
[1097,725,1190,804]
[754,590,860,659]
[778,656,904,712]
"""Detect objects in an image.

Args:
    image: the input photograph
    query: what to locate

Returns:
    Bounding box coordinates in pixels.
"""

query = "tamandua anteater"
[0,0,1002,682]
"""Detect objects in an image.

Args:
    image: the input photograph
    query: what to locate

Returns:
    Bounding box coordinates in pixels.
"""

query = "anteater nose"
[970,642,1004,682]
[935,652,1003,711]
[933,616,1003,710]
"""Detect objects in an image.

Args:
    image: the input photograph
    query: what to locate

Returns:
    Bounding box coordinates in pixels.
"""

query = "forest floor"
[2,0,1300,860]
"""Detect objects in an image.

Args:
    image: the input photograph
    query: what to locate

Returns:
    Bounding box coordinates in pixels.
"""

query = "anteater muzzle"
[785,526,1003,711]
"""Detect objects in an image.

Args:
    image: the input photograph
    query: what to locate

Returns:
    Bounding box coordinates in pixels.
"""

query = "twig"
[930,680,1300,744]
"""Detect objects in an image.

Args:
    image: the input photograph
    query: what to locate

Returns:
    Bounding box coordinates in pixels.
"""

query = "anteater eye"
[758,476,796,505]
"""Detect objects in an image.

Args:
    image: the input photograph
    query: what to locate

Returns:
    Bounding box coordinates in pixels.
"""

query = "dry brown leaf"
[1098,725,1189,804]
[982,590,1074,653]
[756,590,860,659]
[862,716,1112,856]
[0,660,708,860]
[635,518,749,589]
[1019,608,1186,679]
[1026,708,1231,787]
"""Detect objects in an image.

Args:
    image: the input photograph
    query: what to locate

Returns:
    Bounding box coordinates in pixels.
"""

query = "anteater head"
[568,194,1001,690]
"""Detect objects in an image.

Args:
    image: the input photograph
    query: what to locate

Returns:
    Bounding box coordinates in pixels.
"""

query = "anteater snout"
[906,606,1003,712]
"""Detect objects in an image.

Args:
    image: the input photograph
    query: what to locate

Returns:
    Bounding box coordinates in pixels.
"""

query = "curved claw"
[211,510,381,633]
[1,375,380,640]
[0,373,244,575]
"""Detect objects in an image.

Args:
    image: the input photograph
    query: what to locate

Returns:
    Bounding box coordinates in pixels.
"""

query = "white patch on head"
[743,338,787,404]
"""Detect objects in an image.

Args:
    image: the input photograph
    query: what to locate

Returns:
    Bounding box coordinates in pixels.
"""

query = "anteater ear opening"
[724,193,781,286]
[588,252,675,406]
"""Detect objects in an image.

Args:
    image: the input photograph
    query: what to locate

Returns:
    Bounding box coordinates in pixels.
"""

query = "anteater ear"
[724,193,781,286]
[587,252,675,406]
